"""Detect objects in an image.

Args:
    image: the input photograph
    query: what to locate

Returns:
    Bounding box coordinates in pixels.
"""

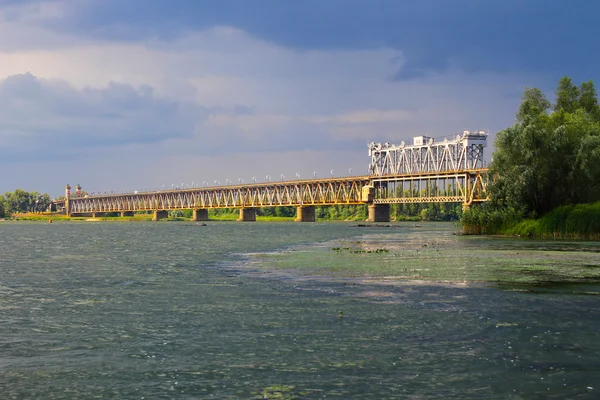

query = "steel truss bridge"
[54,131,490,221]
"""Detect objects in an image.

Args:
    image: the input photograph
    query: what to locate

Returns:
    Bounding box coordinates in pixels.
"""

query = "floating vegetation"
[331,247,389,254]
[253,385,310,399]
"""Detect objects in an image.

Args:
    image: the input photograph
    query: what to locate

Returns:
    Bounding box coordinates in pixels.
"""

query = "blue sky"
[1,0,599,195]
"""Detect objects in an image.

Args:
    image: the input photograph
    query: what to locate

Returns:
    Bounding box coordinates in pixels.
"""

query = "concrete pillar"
[153,210,169,221]
[295,205,316,222]
[238,208,257,222]
[367,204,390,222]
[192,209,209,221]
[92,212,105,218]
[121,211,135,217]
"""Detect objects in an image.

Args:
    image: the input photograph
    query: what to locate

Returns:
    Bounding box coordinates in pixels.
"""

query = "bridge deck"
[55,170,489,215]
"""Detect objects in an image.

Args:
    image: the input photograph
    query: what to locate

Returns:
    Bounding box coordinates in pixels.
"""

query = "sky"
[1,0,599,196]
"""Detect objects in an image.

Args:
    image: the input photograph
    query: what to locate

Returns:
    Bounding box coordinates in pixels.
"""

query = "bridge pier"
[238,208,257,222]
[92,212,105,218]
[153,210,169,221]
[192,209,209,221]
[121,211,134,217]
[295,205,316,222]
[367,204,390,222]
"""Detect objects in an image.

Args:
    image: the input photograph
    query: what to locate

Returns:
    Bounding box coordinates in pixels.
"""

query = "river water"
[1,221,599,399]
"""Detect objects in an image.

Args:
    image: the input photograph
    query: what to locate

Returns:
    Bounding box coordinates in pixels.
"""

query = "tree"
[579,80,600,120]
[489,77,600,217]
[3,189,54,214]
[554,77,580,114]
[516,87,551,123]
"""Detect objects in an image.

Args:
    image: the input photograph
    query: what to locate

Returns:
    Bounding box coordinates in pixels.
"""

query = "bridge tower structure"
[368,130,487,176]
[365,131,489,220]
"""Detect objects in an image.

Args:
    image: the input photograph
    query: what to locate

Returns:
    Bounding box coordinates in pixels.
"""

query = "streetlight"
[203,181,208,187]
[226,178,231,185]
[281,174,285,181]
[214,180,220,185]
[238,177,244,184]
[266,175,271,182]
[253,176,256,184]
[330,169,334,177]
[313,171,317,179]
[296,172,300,180]
[349,168,352,175]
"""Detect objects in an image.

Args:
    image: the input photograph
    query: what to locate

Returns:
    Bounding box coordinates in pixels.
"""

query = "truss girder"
[370,170,489,205]
[369,132,487,176]
[67,177,371,214]
[62,170,490,214]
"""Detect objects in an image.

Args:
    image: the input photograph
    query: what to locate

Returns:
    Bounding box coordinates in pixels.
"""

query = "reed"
[506,202,600,239]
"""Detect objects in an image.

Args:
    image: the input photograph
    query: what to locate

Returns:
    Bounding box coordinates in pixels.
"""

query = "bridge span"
[53,130,490,222]
[55,169,488,222]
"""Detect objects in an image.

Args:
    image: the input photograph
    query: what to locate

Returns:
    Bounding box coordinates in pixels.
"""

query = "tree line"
[0,189,53,218]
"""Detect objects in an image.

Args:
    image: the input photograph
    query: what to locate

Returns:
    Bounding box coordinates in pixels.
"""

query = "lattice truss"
[370,171,489,205]
[67,178,371,213]
[369,131,488,175]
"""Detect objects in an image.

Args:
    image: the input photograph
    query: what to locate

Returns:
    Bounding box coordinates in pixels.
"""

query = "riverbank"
[506,202,600,240]
[461,201,600,240]
[6,212,298,222]
[6,212,434,223]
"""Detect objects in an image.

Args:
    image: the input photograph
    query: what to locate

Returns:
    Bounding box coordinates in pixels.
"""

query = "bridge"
[53,131,490,222]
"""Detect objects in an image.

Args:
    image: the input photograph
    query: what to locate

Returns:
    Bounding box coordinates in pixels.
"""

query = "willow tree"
[489,77,600,217]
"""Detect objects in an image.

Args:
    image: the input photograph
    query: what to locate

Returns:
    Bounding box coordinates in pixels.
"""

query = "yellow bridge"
[54,169,489,222]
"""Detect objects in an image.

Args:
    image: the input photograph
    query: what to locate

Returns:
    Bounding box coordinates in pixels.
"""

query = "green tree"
[579,80,600,119]
[554,77,580,113]
[489,77,600,218]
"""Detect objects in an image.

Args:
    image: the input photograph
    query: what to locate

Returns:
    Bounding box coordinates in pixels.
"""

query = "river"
[1,221,599,399]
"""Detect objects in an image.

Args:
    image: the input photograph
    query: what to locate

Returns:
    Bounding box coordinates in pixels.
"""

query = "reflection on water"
[0,221,599,399]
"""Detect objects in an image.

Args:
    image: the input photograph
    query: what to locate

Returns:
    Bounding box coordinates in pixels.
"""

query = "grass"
[506,202,600,240]
[461,201,600,239]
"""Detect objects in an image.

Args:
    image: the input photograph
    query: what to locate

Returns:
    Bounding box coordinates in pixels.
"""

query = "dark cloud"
[0,73,205,160]
[41,0,600,82]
